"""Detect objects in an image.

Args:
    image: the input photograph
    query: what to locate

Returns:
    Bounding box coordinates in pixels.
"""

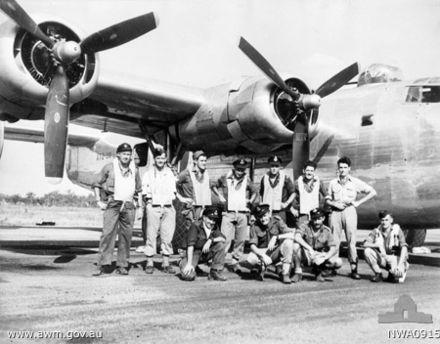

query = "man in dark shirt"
[244,204,295,284]
[176,150,213,249]
[179,205,227,281]
[212,159,257,270]
[292,208,342,282]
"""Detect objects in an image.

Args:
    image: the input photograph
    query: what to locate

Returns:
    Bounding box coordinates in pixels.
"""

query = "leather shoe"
[371,273,383,282]
[315,273,325,282]
[385,273,397,283]
[92,268,104,276]
[291,273,302,283]
[321,269,337,277]
[350,271,361,280]
[145,266,154,274]
[116,267,129,275]
[195,265,209,277]
[208,269,227,281]
[226,262,240,273]
[162,265,175,274]
[281,274,291,284]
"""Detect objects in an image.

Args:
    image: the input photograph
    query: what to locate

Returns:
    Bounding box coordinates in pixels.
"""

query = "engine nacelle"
[0,17,99,120]
[177,75,312,155]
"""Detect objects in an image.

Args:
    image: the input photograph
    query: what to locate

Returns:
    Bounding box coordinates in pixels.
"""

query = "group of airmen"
[92,142,410,284]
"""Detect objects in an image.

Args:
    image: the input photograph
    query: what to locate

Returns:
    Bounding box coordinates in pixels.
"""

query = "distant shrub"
[0,191,97,208]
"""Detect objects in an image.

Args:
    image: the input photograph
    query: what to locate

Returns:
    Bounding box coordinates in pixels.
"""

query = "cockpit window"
[406,86,440,103]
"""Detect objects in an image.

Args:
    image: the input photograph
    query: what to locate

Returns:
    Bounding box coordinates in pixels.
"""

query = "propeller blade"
[291,114,310,181]
[44,65,70,182]
[238,37,298,100]
[315,62,359,98]
[80,12,158,54]
[0,0,53,47]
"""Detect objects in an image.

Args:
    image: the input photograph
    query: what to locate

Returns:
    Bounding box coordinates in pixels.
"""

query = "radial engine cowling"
[0,17,99,119]
[178,76,312,155]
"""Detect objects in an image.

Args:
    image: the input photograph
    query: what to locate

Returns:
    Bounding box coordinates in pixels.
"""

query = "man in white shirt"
[325,156,377,279]
[142,147,178,274]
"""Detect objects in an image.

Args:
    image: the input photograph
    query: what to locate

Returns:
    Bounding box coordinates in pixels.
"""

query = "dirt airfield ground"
[1,245,440,344]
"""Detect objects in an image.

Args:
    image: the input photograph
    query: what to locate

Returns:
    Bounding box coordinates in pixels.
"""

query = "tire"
[403,229,427,248]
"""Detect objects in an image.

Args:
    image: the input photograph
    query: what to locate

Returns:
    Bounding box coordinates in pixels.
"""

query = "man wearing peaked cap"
[92,142,142,276]
[116,142,132,153]
[233,158,249,168]
[292,207,342,283]
[180,205,227,281]
[259,155,295,226]
[212,158,257,271]
[176,150,214,251]
[244,204,295,284]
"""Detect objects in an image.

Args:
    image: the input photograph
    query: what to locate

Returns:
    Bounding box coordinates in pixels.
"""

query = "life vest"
[262,171,285,211]
[226,171,248,211]
[189,169,212,206]
[113,158,136,202]
[298,175,320,215]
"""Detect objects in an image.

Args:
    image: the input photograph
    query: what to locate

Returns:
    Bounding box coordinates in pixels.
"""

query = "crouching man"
[292,208,342,282]
[363,210,409,283]
[180,205,227,281]
[243,204,295,284]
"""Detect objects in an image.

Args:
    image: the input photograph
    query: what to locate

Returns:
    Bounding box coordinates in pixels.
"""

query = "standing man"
[244,204,295,284]
[363,210,409,283]
[292,208,342,282]
[291,160,327,226]
[93,143,142,276]
[213,159,257,271]
[176,150,213,248]
[259,155,295,223]
[142,147,178,274]
[180,205,227,281]
[325,156,377,279]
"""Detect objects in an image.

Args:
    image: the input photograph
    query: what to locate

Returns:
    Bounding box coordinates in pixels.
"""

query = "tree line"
[0,191,97,207]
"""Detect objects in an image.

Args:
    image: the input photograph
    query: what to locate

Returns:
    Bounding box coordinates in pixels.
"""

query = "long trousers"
[97,201,135,268]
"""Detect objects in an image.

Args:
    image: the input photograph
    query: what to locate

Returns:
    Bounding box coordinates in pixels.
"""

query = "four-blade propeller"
[0,0,358,182]
[239,36,359,178]
[0,0,159,182]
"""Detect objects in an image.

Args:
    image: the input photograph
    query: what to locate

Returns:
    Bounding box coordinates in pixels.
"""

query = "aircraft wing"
[4,124,99,148]
[71,73,205,138]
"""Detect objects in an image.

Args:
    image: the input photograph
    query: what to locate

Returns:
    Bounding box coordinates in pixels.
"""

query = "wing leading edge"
[71,73,205,138]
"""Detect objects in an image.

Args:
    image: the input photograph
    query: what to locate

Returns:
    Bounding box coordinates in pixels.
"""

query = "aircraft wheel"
[403,229,427,248]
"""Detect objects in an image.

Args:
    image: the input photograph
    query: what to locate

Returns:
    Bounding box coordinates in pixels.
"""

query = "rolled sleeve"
[93,164,110,189]
[249,226,258,246]
[396,225,408,247]
[186,223,199,247]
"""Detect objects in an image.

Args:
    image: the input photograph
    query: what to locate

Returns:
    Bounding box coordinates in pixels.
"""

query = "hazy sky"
[0,0,439,196]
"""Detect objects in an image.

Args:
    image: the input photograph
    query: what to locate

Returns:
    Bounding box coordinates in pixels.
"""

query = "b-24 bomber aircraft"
[1,0,439,247]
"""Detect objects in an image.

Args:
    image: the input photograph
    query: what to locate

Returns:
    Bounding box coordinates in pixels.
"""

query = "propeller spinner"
[0,0,159,182]
[238,36,359,179]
